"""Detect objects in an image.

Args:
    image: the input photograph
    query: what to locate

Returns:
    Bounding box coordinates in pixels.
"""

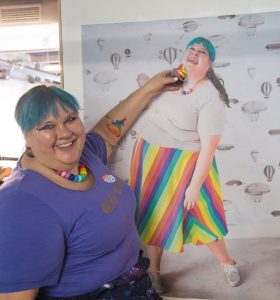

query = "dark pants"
[37,252,162,300]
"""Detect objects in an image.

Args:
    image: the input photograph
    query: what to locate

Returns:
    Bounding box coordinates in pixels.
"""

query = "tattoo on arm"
[105,115,127,138]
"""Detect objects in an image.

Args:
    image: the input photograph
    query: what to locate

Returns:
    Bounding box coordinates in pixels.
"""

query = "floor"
[157,238,280,300]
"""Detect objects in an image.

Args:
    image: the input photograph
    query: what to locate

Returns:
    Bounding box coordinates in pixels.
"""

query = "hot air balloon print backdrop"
[81,11,280,239]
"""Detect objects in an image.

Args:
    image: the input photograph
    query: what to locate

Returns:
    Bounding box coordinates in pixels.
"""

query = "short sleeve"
[197,98,225,136]
[83,132,107,164]
[0,193,65,292]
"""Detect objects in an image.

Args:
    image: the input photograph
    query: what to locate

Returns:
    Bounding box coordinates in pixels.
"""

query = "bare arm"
[90,70,179,159]
[184,134,221,211]
[0,289,39,300]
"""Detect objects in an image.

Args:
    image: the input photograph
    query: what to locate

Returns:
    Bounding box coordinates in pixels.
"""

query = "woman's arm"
[0,289,38,300]
[183,134,221,211]
[89,70,179,158]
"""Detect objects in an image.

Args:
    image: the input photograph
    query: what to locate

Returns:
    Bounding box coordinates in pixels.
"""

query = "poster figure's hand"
[183,186,200,211]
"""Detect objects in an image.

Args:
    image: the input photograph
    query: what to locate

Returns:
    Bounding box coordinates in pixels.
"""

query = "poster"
[80,11,280,239]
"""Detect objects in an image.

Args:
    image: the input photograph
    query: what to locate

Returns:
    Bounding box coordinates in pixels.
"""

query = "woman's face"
[25,104,85,172]
[183,43,211,75]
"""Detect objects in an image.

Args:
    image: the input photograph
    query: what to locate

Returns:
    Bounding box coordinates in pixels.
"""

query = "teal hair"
[186,37,216,62]
[15,85,80,132]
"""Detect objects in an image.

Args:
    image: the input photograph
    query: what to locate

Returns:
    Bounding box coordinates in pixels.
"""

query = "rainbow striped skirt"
[129,137,228,253]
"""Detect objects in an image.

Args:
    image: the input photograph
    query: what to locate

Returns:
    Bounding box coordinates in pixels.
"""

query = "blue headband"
[186,37,216,62]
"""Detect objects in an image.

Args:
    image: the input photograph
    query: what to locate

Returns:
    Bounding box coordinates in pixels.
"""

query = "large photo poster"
[81,11,280,240]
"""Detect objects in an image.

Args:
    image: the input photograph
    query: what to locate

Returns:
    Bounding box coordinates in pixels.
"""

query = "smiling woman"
[15,86,85,174]
[129,37,240,294]
[0,71,180,300]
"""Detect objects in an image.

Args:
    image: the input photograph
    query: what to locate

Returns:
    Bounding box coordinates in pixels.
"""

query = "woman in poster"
[129,37,241,293]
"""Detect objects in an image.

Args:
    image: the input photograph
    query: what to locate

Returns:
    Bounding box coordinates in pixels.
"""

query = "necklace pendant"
[181,88,187,95]
[180,87,193,95]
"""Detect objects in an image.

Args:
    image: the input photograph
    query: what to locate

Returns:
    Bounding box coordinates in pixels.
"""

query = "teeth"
[57,141,73,148]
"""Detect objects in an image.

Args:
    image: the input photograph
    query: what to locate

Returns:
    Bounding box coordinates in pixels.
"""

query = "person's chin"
[56,152,81,166]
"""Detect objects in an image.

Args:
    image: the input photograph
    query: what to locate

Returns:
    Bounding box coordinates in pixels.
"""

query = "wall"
[60,0,280,239]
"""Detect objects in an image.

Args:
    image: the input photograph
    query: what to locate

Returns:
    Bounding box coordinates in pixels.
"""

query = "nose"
[56,123,72,138]
[194,49,199,57]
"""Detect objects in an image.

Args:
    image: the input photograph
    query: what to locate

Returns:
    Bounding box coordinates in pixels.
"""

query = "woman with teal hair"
[0,71,179,300]
[129,37,240,293]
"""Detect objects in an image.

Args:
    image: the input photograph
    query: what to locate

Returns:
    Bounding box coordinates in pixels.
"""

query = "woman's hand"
[183,135,222,212]
[141,70,181,99]
[183,185,200,211]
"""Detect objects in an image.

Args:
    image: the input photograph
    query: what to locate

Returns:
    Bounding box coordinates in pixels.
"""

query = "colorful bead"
[56,164,88,183]
[180,87,193,95]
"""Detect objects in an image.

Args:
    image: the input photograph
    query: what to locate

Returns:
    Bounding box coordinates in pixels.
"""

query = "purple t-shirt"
[0,133,140,297]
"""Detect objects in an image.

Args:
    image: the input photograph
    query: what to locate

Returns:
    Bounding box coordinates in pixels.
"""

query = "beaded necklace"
[180,77,205,95]
[56,164,87,183]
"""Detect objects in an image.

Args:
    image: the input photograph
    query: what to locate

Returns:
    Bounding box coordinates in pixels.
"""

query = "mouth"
[55,139,76,149]
[187,57,198,65]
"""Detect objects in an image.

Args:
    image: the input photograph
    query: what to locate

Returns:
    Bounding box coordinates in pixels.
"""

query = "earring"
[26,147,35,158]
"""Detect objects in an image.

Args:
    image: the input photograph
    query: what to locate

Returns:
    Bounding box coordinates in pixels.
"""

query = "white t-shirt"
[140,80,225,152]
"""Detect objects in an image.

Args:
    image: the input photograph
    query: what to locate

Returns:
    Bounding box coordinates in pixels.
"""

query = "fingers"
[184,198,197,211]
[187,201,195,211]
[144,70,180,95]
[162,70,179,83]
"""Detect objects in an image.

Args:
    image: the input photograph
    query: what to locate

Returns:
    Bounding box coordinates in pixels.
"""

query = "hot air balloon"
[261,82,272,99]
[245,183,270,203]
[250,150,259,163]
[143,32,152,42]
[97,38,105,50]
[181,20,199,32]
[238,14,264,36]
[247,67,256,79]
[268,129,280,136]
[271,211,280,217]
[93,71,117,91]
[241,101,267,121]
[225,180,243,186]
[124,48,131,58]
[217,144,234,151]
[130,130,137,139]
[163,47,177,66]
[223,199,233,212]
[264,165,275,181]
[229,98,239,105]
[110,52,121,69]
[217,15,236,20]
[265,43,280,51]
[136,73,150,87]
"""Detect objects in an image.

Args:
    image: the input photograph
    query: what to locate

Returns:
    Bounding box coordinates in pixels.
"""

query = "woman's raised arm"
[90,70,179,158]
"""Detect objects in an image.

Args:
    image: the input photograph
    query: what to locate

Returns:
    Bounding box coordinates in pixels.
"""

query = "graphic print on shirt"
[101,176,124,213]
